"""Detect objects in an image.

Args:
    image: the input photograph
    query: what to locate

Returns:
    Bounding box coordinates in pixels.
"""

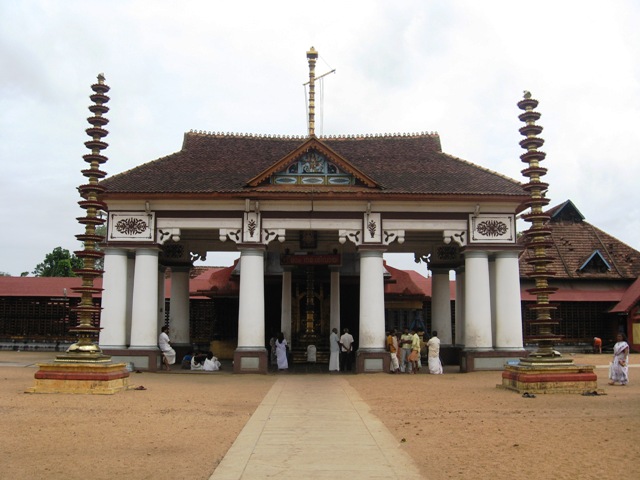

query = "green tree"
[33,247,84,277]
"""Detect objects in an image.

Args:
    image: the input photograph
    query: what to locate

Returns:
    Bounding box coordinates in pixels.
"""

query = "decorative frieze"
[364,212,381,243]
[157,227,181,244]
[108,212,155,242]
[469,214,515,244]
[339,229,362,245]
[443,229,467,247]
[382,230,405,245]
[243,211,261,243]
[262,228,286,244]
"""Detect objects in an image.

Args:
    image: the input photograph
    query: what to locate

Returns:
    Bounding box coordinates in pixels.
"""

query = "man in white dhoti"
[158,326,176,371]
[426,331,443,375]
[329,328,340,372]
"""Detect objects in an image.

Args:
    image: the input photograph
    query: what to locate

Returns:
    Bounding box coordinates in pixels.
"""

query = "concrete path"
[209,375,422,480]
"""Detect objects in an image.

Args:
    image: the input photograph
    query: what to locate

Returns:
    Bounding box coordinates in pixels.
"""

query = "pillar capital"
[357,246,386,258]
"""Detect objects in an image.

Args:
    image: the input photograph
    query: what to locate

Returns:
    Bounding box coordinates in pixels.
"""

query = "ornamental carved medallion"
[476,220,508,237]
[115,217,148,235]
[108,212,155,242]
[469,214,515,243]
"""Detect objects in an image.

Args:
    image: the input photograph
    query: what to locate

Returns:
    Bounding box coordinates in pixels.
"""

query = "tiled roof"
[519,202,640,280]
[0,277,96,297]
[101,132,526,198]
[383,263,429,297]
[610,277,640,313]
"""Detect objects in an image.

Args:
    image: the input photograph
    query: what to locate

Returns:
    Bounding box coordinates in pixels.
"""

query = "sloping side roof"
[383,264,429,297]
[519,202,640,280]
[610,277,640,313]
[101,132,526,198]
[0,277,95,298]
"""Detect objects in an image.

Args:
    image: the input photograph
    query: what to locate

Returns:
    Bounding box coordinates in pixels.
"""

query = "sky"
[1,0,639,277]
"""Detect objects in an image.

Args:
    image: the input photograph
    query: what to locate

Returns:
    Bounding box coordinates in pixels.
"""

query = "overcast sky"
[1,0,639,277]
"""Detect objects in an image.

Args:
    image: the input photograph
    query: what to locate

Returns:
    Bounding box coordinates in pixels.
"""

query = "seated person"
[190,351,206,370]
[203,351,221,371]
[181,352,194,370]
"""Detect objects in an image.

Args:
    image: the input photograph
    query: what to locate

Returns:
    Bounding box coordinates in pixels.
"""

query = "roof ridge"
[185,130,439,140]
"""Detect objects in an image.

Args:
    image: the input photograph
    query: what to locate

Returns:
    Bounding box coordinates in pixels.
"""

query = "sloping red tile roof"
[383,263,428,297]
[193,263,239,297]
[610,277,640,313]
[101,132,527,200]
[519,204,640,280]
[0,277,96,298]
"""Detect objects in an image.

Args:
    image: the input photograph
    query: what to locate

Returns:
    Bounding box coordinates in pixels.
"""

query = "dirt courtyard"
[0,352,637,480]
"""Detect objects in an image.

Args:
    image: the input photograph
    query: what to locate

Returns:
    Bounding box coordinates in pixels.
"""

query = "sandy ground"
[0,352,638,480]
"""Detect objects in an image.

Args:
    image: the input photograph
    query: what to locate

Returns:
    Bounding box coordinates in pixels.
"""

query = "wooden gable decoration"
[550,199,585,223]
[245,137,381,188]
[579,250,612,273]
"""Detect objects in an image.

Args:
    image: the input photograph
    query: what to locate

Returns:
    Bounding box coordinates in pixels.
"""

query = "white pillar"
[463,250,493,350]
[99,248,129,348]
[170,266,191,346]
[330,266,341,334]
[129,249,160,349]
[431,269,452,344]
[237,247,265,349]
[280,268,292,343]
[489,258,497,346]
[358,249,386,350]
[455,270,465,345]
[494,250,524,349]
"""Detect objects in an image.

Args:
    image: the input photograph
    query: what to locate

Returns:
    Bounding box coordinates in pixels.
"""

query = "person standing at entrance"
[275,332,289,371]
[426,331,443,374]
[408,328,421,374]
[387,329,400,373]
[400,328,413,373]
[339,328,354,372]
[158,326,176,371]
[329,328,340,372]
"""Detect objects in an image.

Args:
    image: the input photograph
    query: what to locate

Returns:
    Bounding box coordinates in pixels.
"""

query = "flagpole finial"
[307,47,318,137]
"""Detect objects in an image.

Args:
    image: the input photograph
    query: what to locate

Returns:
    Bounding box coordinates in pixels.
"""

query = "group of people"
[159,326,221,372]
[387,328,443,375]
[328,327,355,372]
[182,350,222,371]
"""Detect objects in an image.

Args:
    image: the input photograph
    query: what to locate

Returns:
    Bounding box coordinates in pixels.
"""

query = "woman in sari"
[275,332,289,371]
[609,333,630,386]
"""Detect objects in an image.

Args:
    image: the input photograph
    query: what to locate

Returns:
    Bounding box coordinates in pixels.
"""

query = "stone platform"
[500,360,600,394]
[27,362,130,395]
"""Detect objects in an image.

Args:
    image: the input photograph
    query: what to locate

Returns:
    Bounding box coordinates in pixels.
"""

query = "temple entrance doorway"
[265,264,360,365]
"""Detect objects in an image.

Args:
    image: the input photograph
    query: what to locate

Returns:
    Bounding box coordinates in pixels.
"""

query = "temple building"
[95,48,529,373]
[519,200,640,348]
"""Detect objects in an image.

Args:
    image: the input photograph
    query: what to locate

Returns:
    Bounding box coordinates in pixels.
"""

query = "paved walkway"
[209,375,422,479]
